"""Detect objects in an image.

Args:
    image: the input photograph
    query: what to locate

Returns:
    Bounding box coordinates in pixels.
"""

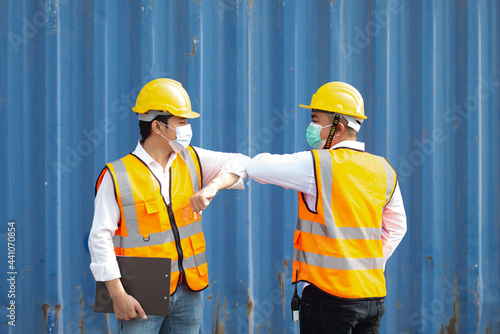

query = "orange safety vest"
[292,148,397,299]
[95,146,208,295]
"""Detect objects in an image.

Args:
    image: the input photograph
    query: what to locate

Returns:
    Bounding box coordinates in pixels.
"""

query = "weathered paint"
[0,0,499,333]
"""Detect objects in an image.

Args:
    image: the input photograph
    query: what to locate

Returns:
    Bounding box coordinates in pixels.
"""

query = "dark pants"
[299,285,385,334]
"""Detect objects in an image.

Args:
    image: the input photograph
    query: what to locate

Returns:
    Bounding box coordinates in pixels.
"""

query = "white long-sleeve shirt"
[88,141,250,282]
[247,140,407,270]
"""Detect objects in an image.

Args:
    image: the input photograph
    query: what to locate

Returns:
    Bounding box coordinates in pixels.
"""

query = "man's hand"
[105,278,147,321]
[190,173,240,215]
[112,292,147,320]
[190,183,218,215]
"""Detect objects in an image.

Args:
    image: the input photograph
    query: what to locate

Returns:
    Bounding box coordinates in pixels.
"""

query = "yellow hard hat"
[299,81,367,119]
[133,78,200,120]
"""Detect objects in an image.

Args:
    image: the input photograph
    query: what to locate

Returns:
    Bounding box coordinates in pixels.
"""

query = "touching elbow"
[246,160,257,178]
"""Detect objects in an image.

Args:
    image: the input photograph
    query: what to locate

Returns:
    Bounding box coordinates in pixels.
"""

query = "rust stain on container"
[79,294,84,333]
[444,275,460,334]
[247,291,254,333]
[54,304,62,332]
[220,296,227,333]
[397,301,401,309]
[212,290,227,334]
[223,296,228,317]
[283,259,289,272]
[278,270,285,317]
[471,276,480,326]
[213,290,220,333]
[105,313,110,334]
[187,37,196,57]
[42,303,50,334]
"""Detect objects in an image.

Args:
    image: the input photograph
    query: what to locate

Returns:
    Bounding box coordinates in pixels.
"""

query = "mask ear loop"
[324,114,341,149]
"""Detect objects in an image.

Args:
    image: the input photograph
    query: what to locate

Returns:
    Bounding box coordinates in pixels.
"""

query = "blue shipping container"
[0,0,499,333]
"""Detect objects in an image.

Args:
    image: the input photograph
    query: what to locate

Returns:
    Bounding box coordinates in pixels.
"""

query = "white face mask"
[160,122,193,153]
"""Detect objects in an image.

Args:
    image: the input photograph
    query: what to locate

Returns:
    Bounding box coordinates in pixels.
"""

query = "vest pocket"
[145,197,166,214]
[189,233,206,251]
[293,230,301,244]
[137,197,167,235]
[181,205,199,225]
[190,233,207,276]
[197,263,208,276]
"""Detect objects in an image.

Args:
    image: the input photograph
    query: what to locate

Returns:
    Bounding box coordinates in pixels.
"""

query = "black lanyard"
[324,114,341,149]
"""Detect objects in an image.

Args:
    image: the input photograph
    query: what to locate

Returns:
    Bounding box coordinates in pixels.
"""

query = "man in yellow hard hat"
[247,82,407,333]
[88,78,250,333]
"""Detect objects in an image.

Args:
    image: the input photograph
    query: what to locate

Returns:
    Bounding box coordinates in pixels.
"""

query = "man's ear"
[151,120,162,134]
[335,122,345,138]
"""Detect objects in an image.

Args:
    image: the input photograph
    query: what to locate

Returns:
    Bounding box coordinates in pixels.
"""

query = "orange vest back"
[293,148,397,299]
[95,146,208,294]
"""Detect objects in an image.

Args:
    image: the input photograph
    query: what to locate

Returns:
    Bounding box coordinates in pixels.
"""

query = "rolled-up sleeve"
[193,147,251,189]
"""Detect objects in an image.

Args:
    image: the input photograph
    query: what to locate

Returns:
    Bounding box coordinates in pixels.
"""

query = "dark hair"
[339,116,358,138]
[326,113,358,139]
[139,114,172,141]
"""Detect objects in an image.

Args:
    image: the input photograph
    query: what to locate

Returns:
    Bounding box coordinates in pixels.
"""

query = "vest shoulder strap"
[373,155,398,205]
[179,146,203,192]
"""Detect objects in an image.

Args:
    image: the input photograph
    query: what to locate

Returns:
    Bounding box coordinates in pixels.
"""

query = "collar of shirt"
[330,140,365,151]
[132,139,177,174]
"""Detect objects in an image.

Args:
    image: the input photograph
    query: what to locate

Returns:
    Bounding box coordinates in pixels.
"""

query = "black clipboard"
[95,256,171,316]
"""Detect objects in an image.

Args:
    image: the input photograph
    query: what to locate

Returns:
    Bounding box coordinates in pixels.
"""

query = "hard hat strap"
[324,114,341,149]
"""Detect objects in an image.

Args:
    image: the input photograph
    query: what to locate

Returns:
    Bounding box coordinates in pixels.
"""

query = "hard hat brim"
[299,104,367,119]
[175,110,200,119]
[137,109,200,121]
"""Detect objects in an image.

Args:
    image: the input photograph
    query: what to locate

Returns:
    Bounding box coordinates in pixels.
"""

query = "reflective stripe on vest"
[293,148,397,299]
[110,158,145,243]
[296,219,381,240]
[293,249,384,271]
[113,219,203,249]
[375,155,398,205]
[179,148,201,194]
[171,252,207,273]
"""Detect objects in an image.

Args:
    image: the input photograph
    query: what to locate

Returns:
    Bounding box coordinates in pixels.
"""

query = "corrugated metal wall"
[1,0,499,333]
